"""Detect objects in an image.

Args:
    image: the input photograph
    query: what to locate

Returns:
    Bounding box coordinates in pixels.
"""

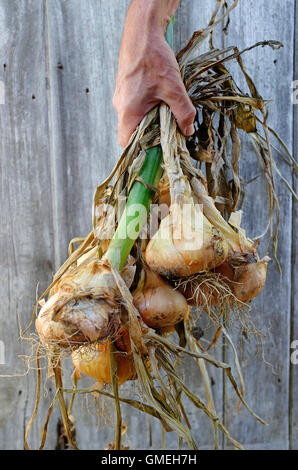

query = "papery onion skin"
[158,179,171,207]
[133,269,188,329]
[215,255,270,304]
[177,255,269,307]
[145,213,229,278]
[230,258,269,304]
[36,259,135,347]
[36,297,115,346]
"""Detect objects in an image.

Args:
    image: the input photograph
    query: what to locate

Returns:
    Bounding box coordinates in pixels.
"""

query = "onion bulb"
[145,200,228,278]
[133,267,189,328]
[72,328,136,386]
[190,178,270,304]
[36,258,135,347]
[215,254,270,304]
[176,253,270,307]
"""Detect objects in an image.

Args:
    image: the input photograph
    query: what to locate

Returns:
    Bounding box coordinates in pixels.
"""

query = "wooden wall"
[0,0,296,450]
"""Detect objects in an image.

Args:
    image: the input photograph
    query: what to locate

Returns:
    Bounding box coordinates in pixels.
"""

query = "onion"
[133,267,189,328]
[36,258,135,347]
[215,254,270,304]
[145,201,228,278]
[176,254,269,307]
[158,178,171,207]
[72,329,136,386]
[189,178,270,304]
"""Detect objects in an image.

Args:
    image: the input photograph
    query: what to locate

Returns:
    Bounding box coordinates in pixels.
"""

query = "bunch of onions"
[133,266,189,329]
[145,106,228,278]
[72,328,136,386]
[36,257,135,347]
[191,178,270,305]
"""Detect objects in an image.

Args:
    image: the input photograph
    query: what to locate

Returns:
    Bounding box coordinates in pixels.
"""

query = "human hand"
[113,0,196,147]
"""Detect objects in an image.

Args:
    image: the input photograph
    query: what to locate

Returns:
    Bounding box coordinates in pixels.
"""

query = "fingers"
[113,65,196,147]
[160,70,196,136]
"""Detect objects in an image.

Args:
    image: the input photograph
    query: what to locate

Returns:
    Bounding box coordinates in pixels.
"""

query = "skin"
[113,0,196,147]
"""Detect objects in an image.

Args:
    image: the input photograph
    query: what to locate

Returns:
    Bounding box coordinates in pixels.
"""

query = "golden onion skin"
[72,329,136,386]
[215,255,270,304]
[36,296,115,346]
[231,258,269,304]
[145,212,228,278]
[133,269,188,329]
[177,255,269,308]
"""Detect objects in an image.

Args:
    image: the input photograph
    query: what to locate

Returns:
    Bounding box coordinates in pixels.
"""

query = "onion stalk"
[104,146,163,270]
[191,178,253,253]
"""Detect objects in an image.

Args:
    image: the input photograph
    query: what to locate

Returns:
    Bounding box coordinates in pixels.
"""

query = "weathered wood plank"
[0,0,296,451]
[222,0,294,449]
[290,0,298,451]
[0,0,59,450]
[44,0,129,269]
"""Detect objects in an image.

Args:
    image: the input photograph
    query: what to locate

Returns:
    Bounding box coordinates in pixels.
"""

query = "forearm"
[127,0,181,36]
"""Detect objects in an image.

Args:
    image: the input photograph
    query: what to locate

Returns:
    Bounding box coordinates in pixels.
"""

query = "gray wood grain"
[0,0,59,450]
[290,0,298,451]
[221,0,295,450]
[44,0,131,450]
[44,0,129,269]
[0,0,296,450]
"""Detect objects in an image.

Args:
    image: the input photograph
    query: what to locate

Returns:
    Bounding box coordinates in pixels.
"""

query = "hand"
[113,0,196,147]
